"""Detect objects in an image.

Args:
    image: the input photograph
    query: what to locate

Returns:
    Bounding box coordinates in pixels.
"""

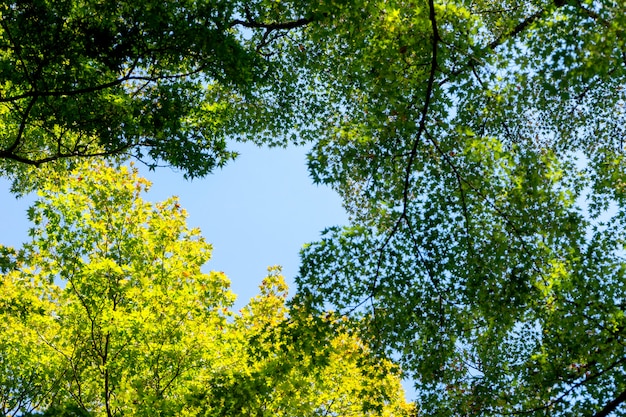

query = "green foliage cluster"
[290,0,626,415]
[0,0,316,181]
[3,0,626,415]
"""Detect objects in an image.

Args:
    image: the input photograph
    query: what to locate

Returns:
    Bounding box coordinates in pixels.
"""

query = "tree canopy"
[0,0,315,179]
[0,161,413,417]
[292,0,626,416]
[3,0,626,415]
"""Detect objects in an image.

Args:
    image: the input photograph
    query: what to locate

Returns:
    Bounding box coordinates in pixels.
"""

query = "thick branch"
[365,0,441,313]
[0,78,127,103]
[487,8,545,50]
[440,4,560,85]
[230,16,313,31]
[593,389,626,417]
[402,0,440,213]
[505,356,626,416]
[6,96,37,154]
[0,145,131,167]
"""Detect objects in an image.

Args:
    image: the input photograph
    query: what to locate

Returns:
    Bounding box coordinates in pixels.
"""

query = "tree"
[0,0,314,179]
[4,0,626,415]
[192,267,414,416]
[0,161,412,417]
[288,0,626,416]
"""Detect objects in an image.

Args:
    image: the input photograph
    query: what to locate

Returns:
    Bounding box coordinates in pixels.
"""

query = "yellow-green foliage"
[0,162,413,417]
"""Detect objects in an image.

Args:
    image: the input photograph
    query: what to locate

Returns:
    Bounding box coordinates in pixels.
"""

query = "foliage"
[0,0,314,180]
[4,0,626,415]
[193,267,414,416]
[288,0,626,416]
[0,162,412,417]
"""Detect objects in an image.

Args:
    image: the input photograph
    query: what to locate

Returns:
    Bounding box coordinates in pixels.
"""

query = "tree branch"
[230,16,313,31]
[592,388,626,417]
[364,0,442,340]
[402,0,440,214]
[0,144,131,167]
[0,78,127,103]
[5,96,37,154]
[363,0,441,309]
[487,8,545,50]
[439,4,558,86]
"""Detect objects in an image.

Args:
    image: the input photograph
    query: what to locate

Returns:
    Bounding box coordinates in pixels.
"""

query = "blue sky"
[0,142,347,308]
[142,142,348,307]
